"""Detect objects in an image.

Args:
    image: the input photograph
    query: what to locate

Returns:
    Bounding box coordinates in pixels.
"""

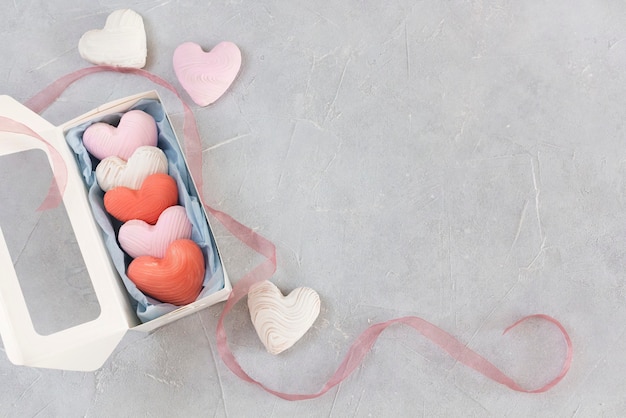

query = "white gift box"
[0,91,232,371]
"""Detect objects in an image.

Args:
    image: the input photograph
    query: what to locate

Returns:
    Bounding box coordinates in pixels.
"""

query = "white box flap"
[0,95,135,371]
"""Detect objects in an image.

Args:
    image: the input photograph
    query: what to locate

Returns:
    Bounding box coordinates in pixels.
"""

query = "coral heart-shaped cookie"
[247,280,321,355]
[127,239,205,306]
[78,9,147,68]
[96,146,168,192]
[173,41,242,106]
[104,173,178,224]
[83,110,158,161]
[119,205,192,258]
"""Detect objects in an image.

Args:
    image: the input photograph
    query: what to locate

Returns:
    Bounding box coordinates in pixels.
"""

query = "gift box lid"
[0,92,231,371]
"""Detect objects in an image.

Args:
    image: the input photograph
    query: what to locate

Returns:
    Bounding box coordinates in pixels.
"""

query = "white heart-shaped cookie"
[247,280,321,355]
[78,9,147,68]
[95,146,168,192]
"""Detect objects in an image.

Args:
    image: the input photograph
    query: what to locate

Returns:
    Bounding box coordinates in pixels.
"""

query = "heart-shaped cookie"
[83,110,158,161]
[127,239,205,306]
[173,41,242,106]
[96,146,168,192]
[247,280,321,355]
[78,9,147,68]
[104,173,178,224]
[118,205,192,258]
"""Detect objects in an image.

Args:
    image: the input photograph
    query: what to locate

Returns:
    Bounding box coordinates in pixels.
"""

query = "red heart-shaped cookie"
[104,173,178,224]
[127,239,205,305]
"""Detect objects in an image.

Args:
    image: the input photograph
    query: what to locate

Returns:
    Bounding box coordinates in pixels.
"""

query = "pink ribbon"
[24,67,573,399]
[209,201,572,399]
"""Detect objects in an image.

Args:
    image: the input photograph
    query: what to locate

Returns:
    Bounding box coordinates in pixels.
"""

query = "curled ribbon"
[23,67,573,399]
[209,203,573,399]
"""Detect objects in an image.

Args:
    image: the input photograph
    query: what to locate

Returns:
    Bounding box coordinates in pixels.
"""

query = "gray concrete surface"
[1,0,626,416]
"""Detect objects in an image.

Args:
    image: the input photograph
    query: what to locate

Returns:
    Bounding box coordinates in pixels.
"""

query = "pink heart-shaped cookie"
[173,41,242,106]
[83,110,158,161]
[118,205,193,258]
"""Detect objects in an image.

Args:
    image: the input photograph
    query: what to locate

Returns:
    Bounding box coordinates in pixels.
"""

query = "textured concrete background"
[1,0,626,416]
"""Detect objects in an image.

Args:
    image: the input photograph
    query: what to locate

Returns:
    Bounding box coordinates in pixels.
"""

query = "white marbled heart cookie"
[247,280,320,355]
